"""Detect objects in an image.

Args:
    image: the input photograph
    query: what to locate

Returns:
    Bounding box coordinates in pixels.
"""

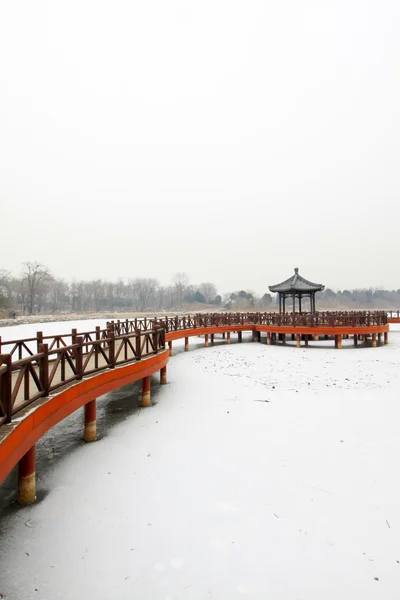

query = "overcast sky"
[1,1,399,294]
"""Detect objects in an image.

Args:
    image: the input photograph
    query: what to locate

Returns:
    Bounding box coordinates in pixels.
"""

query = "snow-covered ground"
[0,324,400,599]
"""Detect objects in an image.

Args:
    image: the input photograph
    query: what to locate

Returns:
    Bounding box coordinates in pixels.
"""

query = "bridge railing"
[0,310,390,426]
[387,310,400,319]
[144,311,388,332]
[0,327,166,425]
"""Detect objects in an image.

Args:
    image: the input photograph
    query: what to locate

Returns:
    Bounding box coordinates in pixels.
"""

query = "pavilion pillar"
[227,332,231,344]
[160,366,167,385]
[205,334,209,347]
[372,333,377,348]
[296,334,301,348]
[142,376,151,407]
[185,337,189,351]
[384,331,388,344]
[18,446,36,505]
[292,293,295,313]
[84,400,97,442]
[282,295,286,314]
[267,332,271,345]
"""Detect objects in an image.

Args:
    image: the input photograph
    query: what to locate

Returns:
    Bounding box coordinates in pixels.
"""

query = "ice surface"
[0,324,399,599]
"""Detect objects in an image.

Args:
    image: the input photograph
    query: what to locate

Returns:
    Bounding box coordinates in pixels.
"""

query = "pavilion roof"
[269,268,324,293]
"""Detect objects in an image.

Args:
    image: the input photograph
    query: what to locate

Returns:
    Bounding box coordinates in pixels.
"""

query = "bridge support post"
[184,337,189,352]
[354,334,358,346]
[84,400,97,442]
[227,332,231,344]
[384,331,389,344]
[168,341,172,356]
[313,335,319,341]
[296,334,301,348]
[18,446,36,505]
[238,331,242,343]
[142,376,151,407]
[160,366,167,385]
[377,332,382,346]
[372,333,377,348]
[304,335,309,347]
[211,334,214,344]
[282,334,286,345]
[205,334,209,347]
[222,332,226,339]
[271,333,276,344]
[267,332,271,345]
[336,335,342,349]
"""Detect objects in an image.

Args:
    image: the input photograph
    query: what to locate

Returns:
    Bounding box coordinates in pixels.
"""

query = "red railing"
[0,326,165,425]
[149,311,388,332]
[387,310,400,319]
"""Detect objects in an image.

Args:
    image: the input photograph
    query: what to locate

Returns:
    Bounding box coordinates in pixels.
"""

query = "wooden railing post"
[95,326,100,369]
[152,326,159,354]
[76,336,83,380]
[135,328,142,361]
[159,328,165,349]
[0,354,12,423]
[108,330,115,368]
[37,331,43,353]
[71,328,77,359]
[39,343,49,396]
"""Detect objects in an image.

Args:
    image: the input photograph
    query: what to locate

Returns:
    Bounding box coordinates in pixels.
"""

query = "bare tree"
[173,272,189,308]
[0,269,10,299]
[21,261,52,314]
[199,282,217,304]
[128,278,159,311]
[49,278,70,312]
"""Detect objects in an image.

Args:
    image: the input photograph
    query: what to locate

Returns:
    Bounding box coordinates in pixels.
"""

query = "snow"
[0,324,400,599]
[0,319,110,342]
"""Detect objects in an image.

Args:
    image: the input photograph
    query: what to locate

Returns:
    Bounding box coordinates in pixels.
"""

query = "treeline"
[321,288,400,306]
[0,264,216,314]
[1,262,399,316]
[0,263,269,315]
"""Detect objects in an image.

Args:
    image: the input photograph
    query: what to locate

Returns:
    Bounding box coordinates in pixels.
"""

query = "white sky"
[1,1,399,294]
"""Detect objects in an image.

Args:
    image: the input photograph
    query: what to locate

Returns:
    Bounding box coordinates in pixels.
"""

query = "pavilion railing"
[150,311,388,332]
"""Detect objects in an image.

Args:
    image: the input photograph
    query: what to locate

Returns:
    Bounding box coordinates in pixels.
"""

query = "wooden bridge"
[0,310,391,505]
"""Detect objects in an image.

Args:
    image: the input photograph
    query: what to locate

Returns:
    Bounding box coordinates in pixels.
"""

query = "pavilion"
[269,268,324,314]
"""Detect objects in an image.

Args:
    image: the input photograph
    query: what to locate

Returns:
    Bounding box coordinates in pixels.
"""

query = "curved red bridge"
[0,311,390,504]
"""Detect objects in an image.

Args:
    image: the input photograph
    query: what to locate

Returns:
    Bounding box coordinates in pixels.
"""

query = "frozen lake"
[0,323,400,599]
